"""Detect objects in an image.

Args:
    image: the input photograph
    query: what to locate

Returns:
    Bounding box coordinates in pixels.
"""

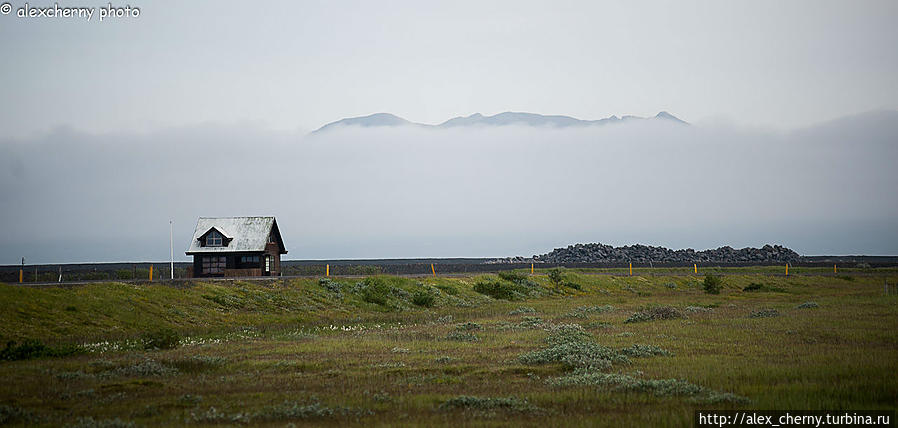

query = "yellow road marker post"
[431,263,436,277]
[785,264,789,276]
[629,262,632,276]
[326,264,329,277]
[19,270,23,283]
[694,264,697,274]
[834,264,837,274]
[531,263,534,275]
[149,265,153,281]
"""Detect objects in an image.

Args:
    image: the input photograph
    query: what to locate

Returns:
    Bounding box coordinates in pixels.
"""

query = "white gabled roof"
[186,216,285,254]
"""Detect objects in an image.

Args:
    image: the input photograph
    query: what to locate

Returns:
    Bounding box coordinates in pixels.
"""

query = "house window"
[240,255,260,264]
[202,256,226,274]
[264,255,271,272]
[205,230,223,247]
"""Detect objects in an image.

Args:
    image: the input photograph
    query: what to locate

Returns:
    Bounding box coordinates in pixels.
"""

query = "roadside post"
[326,264,329,277]
[149,265,153,281]
[629,262,632,276]
[431,263,436,277]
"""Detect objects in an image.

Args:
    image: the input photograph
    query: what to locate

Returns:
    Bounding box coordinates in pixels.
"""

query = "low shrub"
[703,274,722,294]
[520,341,623,371]
[318,278,344,294]
[519,324,630,371]
[178,394,204,407]
[473,281,520,300]
[497,270,528,283]
[743,283,786,293]
[796,301,819,309]
[360,277,390,305]
[547,268,565,287]
[543,323,592,345]
[624,306,685,323]
[411,291,435,307]
[743,282,763,292]
[0,339,83,361]
[455,322,482,331]
[435,284,458,295]
[498,316,546,331]
[142,328,181,350]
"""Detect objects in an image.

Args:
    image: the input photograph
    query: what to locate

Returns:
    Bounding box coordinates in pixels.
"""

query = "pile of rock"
[488,243,801,264]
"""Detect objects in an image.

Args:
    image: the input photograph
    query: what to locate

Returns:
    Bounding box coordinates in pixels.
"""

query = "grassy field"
[0,269,896,427]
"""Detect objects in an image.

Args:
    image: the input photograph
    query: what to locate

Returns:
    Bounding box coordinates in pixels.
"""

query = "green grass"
[0,269,896,426]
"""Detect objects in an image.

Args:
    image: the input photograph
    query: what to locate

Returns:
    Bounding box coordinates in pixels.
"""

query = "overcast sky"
[1,1,897,263]
[1,0,896,137]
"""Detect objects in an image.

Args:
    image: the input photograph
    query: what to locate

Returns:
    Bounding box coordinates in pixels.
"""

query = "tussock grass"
[561,305,615,319]
[624,305,685,323]
[454,322,482,331]
[0,404,39,425]
[750,308,780,318]
[508,306,537,315]
[546,372,749,404]
[67,416,135,428]
[438,396,544,414]
[445,332,479,342]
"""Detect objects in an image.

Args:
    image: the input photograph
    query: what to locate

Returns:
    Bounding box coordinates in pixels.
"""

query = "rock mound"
[489,243,800,264]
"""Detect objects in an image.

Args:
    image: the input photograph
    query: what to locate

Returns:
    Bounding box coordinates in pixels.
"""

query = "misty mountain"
[313,111,687,132]
[314,113,413,132]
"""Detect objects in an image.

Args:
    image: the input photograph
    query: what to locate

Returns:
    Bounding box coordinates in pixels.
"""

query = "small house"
[186,216,287,277]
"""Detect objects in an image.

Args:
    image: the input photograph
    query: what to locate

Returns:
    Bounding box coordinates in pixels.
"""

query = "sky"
[1,0,896,137]
[1,1,897,263]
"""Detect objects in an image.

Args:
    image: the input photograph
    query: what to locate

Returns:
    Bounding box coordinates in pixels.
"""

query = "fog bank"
[1,111,896,263]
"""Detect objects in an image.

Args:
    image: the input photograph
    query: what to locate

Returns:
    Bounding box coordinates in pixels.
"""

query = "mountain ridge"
[314,111,688,133]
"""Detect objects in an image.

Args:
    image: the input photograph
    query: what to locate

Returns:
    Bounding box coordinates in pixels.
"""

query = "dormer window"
[205,230,224,247]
